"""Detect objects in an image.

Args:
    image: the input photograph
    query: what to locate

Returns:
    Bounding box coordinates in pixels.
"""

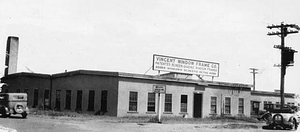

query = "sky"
[0,0,299,94]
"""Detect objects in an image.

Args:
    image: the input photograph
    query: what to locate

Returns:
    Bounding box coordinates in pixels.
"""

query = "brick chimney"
[4,36,19,76]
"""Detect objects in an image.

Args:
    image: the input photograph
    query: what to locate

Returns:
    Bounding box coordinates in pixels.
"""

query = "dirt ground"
[0,115,298,132]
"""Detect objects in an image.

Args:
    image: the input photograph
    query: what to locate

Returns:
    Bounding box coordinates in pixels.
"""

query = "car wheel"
[21,112,27,118]
[290,119,297,130]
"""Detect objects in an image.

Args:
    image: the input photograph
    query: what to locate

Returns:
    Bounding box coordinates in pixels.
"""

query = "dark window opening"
[55,90,61,110]
[76,90,82,110]
[44,90,50,109]
[33,89,39,108]
[100,90,108,112]
[88,90,95,111]
[65,90,71,110]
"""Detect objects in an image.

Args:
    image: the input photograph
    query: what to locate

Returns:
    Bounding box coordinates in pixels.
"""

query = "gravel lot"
[0,115,298,132]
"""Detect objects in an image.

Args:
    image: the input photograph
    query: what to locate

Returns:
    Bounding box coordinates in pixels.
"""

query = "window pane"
[147,93,155,112]
[225,97,231,114]
[211,97,217,114]
[238,98,244,114]
[129,92,138,111]
[164,94,172,112]
[181,95,188,112]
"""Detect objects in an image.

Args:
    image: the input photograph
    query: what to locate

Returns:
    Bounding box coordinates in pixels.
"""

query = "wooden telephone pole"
[249,68,258,91]
[267,22,299,108]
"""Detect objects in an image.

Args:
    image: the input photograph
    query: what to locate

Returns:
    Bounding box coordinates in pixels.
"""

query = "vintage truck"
[0,93,29,118]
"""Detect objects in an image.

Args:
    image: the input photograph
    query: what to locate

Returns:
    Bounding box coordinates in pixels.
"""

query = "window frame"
[180,95,188,113]
[238,98,244,114]
[128,91,138,112]
[164,94,172,113]
[210,96,217,114]
[224,97,231,114]
[147,93,156,112]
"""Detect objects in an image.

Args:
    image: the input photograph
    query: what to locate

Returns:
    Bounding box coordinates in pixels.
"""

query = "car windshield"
[12,95,26,100]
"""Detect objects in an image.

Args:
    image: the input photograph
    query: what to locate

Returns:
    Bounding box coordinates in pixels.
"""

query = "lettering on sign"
[153,54,219,77]
[153,85,166,93]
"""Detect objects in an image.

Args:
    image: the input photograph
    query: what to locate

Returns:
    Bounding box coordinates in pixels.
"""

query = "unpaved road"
[0,115,298,132]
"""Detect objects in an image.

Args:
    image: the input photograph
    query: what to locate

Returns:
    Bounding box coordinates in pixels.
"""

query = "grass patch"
[29,109,260,124]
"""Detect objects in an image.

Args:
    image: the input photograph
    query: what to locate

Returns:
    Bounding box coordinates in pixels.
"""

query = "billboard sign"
[153,54,219,77]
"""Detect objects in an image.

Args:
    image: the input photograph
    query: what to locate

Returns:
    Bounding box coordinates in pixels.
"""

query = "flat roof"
[2,70,252,89]
[251,90,295,98]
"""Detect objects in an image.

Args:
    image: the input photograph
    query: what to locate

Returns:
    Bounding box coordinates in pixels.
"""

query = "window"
[100,90,108,112]
[44,90,50,109]
[147,93,155,112]
[210,96,217,114]
[129,91,138,111]
[76,90,82,110]
[238,98,244,114]
[88,90,95,111]
[225,97,231,114]
[180,95,188,113]
[55,90,61,110]
[264,101,273,110]
[164,94,172,112]
[65,90,71,110]
[33,89,39,108]
[275,102,280,108]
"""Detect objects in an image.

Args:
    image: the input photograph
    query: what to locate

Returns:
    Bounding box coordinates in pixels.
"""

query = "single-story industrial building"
[0,70,297,118]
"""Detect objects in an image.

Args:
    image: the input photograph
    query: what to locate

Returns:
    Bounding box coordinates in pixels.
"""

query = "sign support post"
[153,85,166,123]
[158,93,162,123]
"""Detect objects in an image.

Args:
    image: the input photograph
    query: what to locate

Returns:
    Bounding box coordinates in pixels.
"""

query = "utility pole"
[267,22,299,108]
[249,68,258,91]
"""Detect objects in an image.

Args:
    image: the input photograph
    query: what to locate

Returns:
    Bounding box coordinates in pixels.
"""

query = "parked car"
[0,93,29,118]
[259,106,300,130]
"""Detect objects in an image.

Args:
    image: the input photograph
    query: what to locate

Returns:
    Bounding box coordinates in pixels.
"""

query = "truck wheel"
[1,110,7,118]
[21,112,27,118]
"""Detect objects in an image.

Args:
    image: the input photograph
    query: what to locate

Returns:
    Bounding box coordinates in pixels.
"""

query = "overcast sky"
[0,0,300,94]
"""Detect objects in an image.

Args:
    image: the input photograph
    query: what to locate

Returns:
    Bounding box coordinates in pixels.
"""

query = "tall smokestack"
[4,36,19,76]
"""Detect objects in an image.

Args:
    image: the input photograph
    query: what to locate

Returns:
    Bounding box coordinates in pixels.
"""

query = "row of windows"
[55,90,108,111]
[129,92,187,113]
[210,97,244,115]
[263,101,295,109]
[9,89,108,112]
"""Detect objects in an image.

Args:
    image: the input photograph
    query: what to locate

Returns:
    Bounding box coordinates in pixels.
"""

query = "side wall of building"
[251,94,297,112]
[51,74,119,116]
[117,77,204,117]
[1,75,51,108]
[203,86,251,117]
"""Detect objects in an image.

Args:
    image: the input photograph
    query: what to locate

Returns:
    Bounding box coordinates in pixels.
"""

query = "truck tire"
[21,112,27,118]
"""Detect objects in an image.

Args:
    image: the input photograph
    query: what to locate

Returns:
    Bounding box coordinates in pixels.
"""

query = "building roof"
[251,90,295,98]
[1,70,252,89]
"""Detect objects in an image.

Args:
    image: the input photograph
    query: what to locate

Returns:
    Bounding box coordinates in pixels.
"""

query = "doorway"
[193,93,203,118]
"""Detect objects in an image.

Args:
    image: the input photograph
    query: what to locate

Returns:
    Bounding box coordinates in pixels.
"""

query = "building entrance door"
[193,93,202,118]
